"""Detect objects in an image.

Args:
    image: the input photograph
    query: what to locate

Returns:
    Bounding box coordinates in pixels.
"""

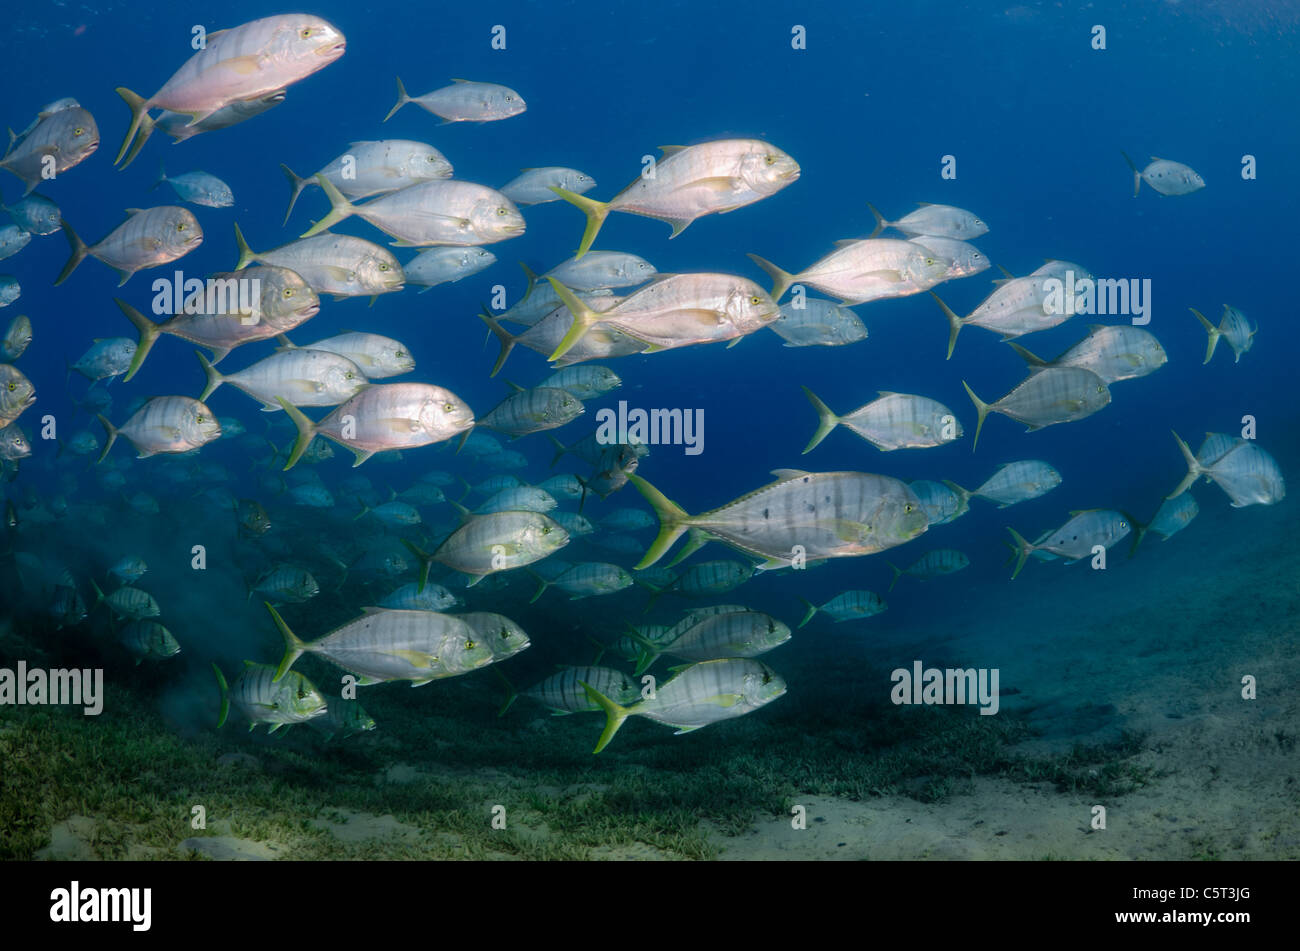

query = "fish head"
[186,399,223,447]
[359,249,405,293]
[419,388,475,439]
[906,248,952,287]
[739,143,801,194]
[743,662,788,704]
[53,108,100,165]
[726,280,781,330]
[485,85,526,118]
[321,357,367,402]
[282,673,328,719]
[565,170,597,193]
[409,145,454,181]
[472,195,526,241]
[158,207,204,255]
[155,626,181,657]
[0,366,36,414]
[270,16,347,66]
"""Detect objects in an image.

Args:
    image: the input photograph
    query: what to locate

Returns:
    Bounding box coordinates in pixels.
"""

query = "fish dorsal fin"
[359,606,386,614]
[206,29,228,39]
[915,201,934,207]
[770,468,809,480]
[450,78,473,84]
[997,264,1016,280]
[1150,155,1162,161]
[1068,509,1098,516]
[658,145,688,155]
[833,239,865,248]
[124,208,142,215]
[503,380,525,393]
[876,390,898,397]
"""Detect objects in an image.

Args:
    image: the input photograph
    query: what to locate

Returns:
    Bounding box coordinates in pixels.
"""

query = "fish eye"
[176,222,187,231]
[379,262,390,271]
[396,350,406,358]
[297,686,306,699]
[762,671,772,684]
[505,96,514,102]
[300,27,314,38]
[1097,385,1105,393]
[542,525,552,534]
[442,402,454,412]
[195,414,205,423]
[6,382,13,392]
[496,207,507,216]
[345,372,355,380]
[764,155,776,165]
[904,503,914,513]
[74,127,84,136]
[466,639,476,649]
[749,295,761,305]
[925,257,936,266]
[283,288,294,298]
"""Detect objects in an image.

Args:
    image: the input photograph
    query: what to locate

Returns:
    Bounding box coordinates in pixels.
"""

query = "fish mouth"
[321,41,347,57]
[779,167,801,182]
[297,301,321,319]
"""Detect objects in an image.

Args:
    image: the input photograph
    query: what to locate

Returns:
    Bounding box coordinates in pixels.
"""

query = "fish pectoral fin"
[387,649,436,669]
[672,726,705,735]
[834,518,869,542]
[706,693,744,708]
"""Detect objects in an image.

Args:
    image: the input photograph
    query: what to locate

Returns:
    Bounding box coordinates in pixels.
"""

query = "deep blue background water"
[3,0,1297,636]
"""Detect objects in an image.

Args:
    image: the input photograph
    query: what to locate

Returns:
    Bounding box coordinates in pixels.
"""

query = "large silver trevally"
[962,369,1110,450]
[278,331,414,379]
[1122,152,1204,197]
[280,140,453,223]
[119,91,286,167]
[3,194,61,236]
[234,223,403,299]
[501,167,596,205]
[1190,306,1254,364]
[543,252,656,291]
[268,604,491,686]
[384,77,525,124]
[771,299,868,348]
[304,175,525,247]
[1007,509,1132,578]
[545,275,778,361]
[630,469,928,570]
[277,383,474,468]
[199,347,365,410]
[1169,432,1284,508]
[945,460,1062,509]
[554,139,799,257]
[581,657,787,753]
[867,201,988,240]
[57,207,201,286]
[403,510,569,589]
[0,106,99,195]
[749,240,948,305]
[152,164,234,207]
[802,387,962,453]
[1007,325,1166,384]
[117,268,320,379]
[404,247,495,292]
[115,14,346,164]
[98,395,221,460]
[212,661,326,733]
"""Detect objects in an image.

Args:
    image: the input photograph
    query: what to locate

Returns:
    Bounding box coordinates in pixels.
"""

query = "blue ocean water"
[2,1,1297,860]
